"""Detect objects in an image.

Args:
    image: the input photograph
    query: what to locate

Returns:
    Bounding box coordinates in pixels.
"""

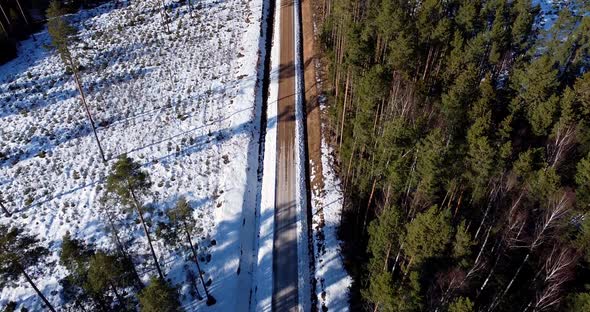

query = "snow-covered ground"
[308,5,352,311]
[308,92,351,311]
[534,0,559,30]
[533,0,578,31]
[309,132,352,311]
[253,0,279,308]
[0,0,263,310]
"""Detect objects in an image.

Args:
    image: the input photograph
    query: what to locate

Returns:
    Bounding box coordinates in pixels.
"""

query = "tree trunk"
[0,4,10,27]
[341,142,357,227]
[453,189,464,217]
[184,225,213,301]
[343,141,357,192]
[109,281,125,307]
[339,69,351,151]
[403,152,418,210]
[383,184,392,210]
[129,186,164,280]
[69,55,106,162]
[0,18,6,34]
[401,256,414,281]
[19,264,57,312]
[106,211,126,256]
[373,98,384,134]
[383,242,392,271]
[0,199,10,217]
[187,0,194,17]
[489,253,530,312]
[362,178,377,233]
[478,244,501,297]
[105,211,143,289]
[188,269,203,299]
[437,227,491,310]
[475,182,501,240]
[422,45,433,81]
[391,242,403,275]
[15,0,30,26]
[159,0,170,34]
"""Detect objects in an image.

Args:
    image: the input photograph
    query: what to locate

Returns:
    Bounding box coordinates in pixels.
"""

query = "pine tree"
[404,206,452,270]
[576,153,590,211]
[364,272,395,312]
[98,195,144,290]
[0,192,10,217]
[511,55,559,136]
[106,156,164,280]
[86,252,130,306]
[138,277,183,312]
[565,292,590,311]
[413,130,447,209]
[464,114,495,202]
[452,220,474,268]
[0,225,56,312]
[59,232,97,311]
[46,0,105,162]
[2,301,17,312]
[448,296,474,312]
[363,205,402,311]
[441,65,479,132]
[162,197,215,305]
[544,3,590,81]
[489,1,509,67]
[455,0,479,37]
[575,216,590,263]
[510,0,538,54]
[366,205,402,271]
[575,73,590,118]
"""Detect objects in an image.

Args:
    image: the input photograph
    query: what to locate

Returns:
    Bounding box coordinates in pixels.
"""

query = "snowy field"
[0,0,263,310]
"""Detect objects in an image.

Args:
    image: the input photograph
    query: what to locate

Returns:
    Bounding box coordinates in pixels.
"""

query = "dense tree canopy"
[320,0,590,310]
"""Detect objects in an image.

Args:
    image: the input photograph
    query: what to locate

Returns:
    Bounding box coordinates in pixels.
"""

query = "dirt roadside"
[301,0,325,309]
[302,0,323,194]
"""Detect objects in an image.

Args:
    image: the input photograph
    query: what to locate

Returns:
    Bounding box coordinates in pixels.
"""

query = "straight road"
[272,0,299,310]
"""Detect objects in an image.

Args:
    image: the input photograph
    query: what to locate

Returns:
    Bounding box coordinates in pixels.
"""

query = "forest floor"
[302,0,352,310]
[0,0,264,310]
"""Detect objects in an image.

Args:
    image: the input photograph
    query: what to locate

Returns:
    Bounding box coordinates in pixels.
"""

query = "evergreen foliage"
[106,156,164,280]
[448,297,474,312]
[46,0,76,67]
[157,197,216,305]
[321,0,590,310]
[59,232,136,310]
[138,277,183,312]
[0,225,55,311]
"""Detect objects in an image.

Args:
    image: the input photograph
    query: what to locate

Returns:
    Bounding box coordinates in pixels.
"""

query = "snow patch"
[293,0,312,310]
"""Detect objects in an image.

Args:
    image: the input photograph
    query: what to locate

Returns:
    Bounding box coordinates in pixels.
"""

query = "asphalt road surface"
[272,0,300,310]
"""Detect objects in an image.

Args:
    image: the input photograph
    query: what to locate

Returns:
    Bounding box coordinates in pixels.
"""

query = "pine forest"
[319,0,590,311]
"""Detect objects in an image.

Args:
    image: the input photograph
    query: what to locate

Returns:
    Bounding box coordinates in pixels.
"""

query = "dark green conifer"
[106,156,164,280]
[0,226,55,312]
[138,277,183,312]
